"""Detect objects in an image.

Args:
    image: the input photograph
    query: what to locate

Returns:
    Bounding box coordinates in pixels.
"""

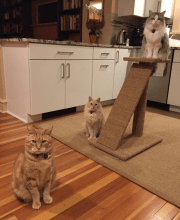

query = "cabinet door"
[92,60,114,101]
[113,49,130,99]
[30,60,66,115]
[65,60,93,108]
[167,63,180,106]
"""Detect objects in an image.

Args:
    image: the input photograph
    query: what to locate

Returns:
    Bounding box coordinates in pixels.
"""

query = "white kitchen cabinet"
[113,49,130,99]
[30,60,65,115]
[92,60,115,101]
[65,60,92,108]
[167,62,180,106]
[30,59,92,115]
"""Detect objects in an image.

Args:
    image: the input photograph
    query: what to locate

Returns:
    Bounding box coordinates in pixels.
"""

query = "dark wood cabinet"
[0,0,32,38]
[58,0,83,42]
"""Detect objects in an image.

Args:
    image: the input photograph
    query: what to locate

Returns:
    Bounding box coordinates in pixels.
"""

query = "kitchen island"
[1,38,179,122]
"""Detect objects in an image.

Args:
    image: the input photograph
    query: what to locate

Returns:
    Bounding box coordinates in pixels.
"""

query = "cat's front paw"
[152,55,158,59]
[44,196,53,204]
[88,137,96,141]
[32,201,41,209]
[146,55,152,58]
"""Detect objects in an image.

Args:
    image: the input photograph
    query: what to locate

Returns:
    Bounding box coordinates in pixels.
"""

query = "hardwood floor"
[1,112,180,220]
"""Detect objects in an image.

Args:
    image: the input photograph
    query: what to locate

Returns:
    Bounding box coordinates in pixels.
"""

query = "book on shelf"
[63,0,81,10]
[60,14,80,31]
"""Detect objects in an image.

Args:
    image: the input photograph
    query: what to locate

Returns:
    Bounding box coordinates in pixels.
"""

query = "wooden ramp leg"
[132,83,148,136]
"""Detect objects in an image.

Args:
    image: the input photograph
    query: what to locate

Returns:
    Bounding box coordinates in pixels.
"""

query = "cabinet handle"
[67,63,70,78]
[100,65,109,69]
[116,51,119,63]
[57,51,74,55]
[101,53,110,57]
[62,63,65,78]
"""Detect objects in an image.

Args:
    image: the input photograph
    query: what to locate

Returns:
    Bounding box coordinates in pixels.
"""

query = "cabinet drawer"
[93,48,115,60]
[173,50,180,63]
[29,43,93,60]
[92,60,114,101]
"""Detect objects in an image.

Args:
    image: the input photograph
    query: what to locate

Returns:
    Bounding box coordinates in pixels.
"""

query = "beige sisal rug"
[35,106,180,208]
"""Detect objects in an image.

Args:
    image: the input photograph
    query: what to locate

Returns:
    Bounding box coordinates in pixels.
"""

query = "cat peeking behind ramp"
[83,96,105,140]
[140,10,170,61]
[12,126,56,209]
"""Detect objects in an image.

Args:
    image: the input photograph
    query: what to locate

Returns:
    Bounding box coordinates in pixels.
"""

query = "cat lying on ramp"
[140,10,170,61]
[83,96,105,140]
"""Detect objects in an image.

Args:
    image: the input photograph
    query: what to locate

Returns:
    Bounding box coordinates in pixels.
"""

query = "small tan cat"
[12,126,56,210]
[83,96,105,140]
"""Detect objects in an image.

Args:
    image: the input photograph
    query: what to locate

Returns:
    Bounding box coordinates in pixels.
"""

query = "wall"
[31,0,58,40]
[0,43,7,113]
[82,0,112,44]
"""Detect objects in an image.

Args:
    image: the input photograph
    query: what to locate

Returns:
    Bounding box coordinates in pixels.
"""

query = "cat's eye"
[32,140,36,143]
[95,104,97,106]
[90,103,93,105]
[42,140,46,143]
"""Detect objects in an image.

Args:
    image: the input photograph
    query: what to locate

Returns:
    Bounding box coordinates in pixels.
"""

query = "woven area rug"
[35,105,180,208]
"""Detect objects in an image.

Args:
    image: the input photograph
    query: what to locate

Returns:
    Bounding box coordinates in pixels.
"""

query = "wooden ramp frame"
[90,58,170,161]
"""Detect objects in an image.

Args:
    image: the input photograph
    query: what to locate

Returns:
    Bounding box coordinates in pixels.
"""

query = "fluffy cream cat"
[140,10,170,60]
[12,126,56,209]
[83,96,105,140]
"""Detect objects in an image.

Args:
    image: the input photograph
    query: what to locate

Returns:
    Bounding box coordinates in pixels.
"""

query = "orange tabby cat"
[12,126,56,209]
[83,96,105,140]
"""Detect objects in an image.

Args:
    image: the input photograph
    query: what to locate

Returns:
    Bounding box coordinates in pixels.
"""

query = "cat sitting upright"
[12,126,56,209]
[140,10,170,60]
[83,96,105,140]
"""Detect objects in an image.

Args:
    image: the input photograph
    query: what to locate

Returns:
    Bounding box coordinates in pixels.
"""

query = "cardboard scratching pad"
[90,59,166,160]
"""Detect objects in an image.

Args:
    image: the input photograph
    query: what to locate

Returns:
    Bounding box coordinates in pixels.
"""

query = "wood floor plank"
[154,203,180,220]
[173,212,180,220]
[11,167,112,220]
[30,173,119,220]
[75,182,141,220]
[0,111,179,220]
[95,189,157,220]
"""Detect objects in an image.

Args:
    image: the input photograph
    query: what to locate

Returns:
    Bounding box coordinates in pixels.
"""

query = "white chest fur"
[144,28,165,46]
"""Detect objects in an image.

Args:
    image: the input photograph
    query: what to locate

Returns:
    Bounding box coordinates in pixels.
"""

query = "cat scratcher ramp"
[89,58,170,161]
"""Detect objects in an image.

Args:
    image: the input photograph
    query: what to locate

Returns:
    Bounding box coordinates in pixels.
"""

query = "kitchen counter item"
[117,29,127,45]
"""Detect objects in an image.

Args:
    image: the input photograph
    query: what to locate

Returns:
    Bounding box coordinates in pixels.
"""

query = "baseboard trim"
[169,105,180,113]
[0,99,7,113]
[7,111,27,123]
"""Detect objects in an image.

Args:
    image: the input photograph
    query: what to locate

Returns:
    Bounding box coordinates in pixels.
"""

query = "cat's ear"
[44,126,53,136]
[149,10,153,16]
[161,11,166,16]
[89,96,92,101]
[96,97,101,102]
[27,126,37,135]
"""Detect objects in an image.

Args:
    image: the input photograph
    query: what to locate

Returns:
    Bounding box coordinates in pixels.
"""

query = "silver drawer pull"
[101,53,110,56]
[62,63,65,78]
[57,51,74,55]
[67,63,70,78]
[100,65,109,69]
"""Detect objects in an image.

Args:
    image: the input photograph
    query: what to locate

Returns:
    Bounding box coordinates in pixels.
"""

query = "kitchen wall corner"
[0,43,7,113]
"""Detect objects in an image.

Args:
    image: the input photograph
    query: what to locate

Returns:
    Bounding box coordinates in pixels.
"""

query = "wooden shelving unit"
[0,0,32,38]
[58,0,83,42]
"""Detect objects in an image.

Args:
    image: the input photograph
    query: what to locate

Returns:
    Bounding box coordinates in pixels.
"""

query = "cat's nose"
[36,145,41,150]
